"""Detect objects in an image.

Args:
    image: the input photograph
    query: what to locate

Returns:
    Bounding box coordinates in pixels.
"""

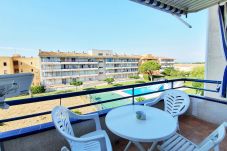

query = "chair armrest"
[69,111,101,130]
[61,146,70,151]
[144,96,162,107]
[64,131,106,142]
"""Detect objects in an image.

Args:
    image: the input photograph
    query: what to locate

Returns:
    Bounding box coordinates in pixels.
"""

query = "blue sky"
[0,0,207,62]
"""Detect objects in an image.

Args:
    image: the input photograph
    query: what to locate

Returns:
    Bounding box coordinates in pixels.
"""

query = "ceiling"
[130,0,227,15]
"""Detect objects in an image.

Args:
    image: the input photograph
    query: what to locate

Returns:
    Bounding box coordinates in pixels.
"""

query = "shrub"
[104,78,115,84]
[31,85,46,94]
[136,97,146,102]
[70,80,83,86]
[129,75,140,79]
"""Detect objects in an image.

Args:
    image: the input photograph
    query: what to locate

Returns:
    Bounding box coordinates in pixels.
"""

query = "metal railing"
[0,78,222,124]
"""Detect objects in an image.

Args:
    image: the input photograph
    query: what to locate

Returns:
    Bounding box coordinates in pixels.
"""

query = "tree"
[70,80,83,90]
[190,66,204,79]
[139,61,161,81]
[162,67,175,76]
[192,82,204,95]
[104,78,115,85]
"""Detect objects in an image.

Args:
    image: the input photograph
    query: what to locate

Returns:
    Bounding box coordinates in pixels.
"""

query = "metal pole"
[171,82,174,89]
[132,87,135,105]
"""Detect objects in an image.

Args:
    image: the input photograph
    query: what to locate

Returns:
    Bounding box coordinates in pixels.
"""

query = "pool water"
[123,85,164,95]
[90,92,131,109]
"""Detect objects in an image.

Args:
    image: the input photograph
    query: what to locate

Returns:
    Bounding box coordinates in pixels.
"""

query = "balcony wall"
[2,95,227,151]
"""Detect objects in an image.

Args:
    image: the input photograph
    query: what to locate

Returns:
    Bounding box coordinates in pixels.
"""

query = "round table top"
[105,105,177,142]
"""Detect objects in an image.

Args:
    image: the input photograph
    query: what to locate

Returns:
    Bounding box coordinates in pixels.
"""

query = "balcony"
[1,79,227,151]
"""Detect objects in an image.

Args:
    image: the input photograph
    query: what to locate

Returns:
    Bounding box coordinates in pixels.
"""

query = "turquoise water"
[90,92,131,109]
[89,85,164,109]
[123,85,164,95]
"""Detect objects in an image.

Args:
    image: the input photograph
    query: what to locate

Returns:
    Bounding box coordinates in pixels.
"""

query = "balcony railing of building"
[0,78,225,142]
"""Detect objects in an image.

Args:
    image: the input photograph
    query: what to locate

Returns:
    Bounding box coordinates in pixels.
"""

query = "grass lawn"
[6,79,149,101]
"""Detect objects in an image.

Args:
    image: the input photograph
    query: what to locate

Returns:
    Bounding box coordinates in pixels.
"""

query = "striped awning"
[130,0,227,15]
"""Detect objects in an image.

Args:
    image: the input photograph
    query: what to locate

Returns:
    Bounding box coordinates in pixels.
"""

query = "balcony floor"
[113,115,227,151]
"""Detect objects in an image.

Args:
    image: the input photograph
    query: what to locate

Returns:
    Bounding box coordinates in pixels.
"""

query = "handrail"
[0,78,221,124]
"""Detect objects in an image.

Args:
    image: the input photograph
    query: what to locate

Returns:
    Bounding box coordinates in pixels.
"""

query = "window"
[3,62,7,66]
[31,69,34,72]
[20,62,23,65]
[4,70,7,74]
[21,69,23,72]
[31,62,33,65]
[98,53,103,56]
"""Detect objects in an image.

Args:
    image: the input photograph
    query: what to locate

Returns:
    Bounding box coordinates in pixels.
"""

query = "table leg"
[124,141,132,151]
[148,141,158,151]
[132,142,146,151]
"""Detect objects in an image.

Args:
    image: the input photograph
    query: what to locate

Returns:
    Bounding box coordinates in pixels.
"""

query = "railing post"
[132,87,135,105]
[60,98,62,106]
[171,81,174,89]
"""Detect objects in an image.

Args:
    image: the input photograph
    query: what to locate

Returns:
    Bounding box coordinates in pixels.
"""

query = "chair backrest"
[163,90,190,117]
[197,122,226,151]
[52,106,75,145]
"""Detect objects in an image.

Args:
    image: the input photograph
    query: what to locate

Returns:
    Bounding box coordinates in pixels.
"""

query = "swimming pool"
[123,85,164,95]
[90,92,131,109]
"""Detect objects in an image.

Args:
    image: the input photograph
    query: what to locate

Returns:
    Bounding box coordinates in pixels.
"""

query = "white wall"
[205,6,226,99]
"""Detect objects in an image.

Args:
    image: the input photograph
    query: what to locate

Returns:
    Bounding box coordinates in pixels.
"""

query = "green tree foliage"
[162,67,175,76]
[31,85,46,94]
[139,61,161,81]
[70,80,83,90]
[70,80,83,86]
[192,82,204,95]
[190,66,205,95]
[104,78,115,84]
[190,66,204,79]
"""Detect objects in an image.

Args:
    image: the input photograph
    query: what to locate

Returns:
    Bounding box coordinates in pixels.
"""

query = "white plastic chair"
[158,122,226,151]
[144,90,190,130]
[51,106,112,151]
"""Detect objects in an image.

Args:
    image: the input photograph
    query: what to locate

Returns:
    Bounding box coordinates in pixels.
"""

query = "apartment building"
[0,55,41,86]
[158,57,175,70]
[39,50,140,86]
[0,57,14,75]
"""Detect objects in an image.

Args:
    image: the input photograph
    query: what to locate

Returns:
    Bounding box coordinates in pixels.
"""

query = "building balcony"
[105,66,138,70]
[106,62,138,64]
[42,68,99,72]
[41,62,99,65]
[1,78,227,151]
[106,71,138,75]
[42,74,99,79]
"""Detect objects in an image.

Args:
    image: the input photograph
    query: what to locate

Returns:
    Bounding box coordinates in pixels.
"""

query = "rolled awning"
[130,0,227,15]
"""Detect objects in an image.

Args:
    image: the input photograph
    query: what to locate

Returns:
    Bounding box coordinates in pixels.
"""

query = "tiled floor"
[113,115,227,151]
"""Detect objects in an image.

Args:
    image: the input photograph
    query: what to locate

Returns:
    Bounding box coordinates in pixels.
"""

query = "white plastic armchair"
[158,122,226,151]
[51,106,112,151]
[145,90,190,129]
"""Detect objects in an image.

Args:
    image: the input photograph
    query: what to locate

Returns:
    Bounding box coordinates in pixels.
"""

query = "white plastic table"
[105,105,177,151]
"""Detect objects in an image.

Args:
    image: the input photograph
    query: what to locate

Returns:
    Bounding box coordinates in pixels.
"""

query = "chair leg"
[214,145,219,151]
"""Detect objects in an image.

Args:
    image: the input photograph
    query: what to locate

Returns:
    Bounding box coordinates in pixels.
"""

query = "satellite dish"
[0,73,34,109]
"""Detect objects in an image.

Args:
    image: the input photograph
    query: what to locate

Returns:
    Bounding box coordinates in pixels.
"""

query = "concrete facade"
[0,55,41,86]
[205,6,226,99]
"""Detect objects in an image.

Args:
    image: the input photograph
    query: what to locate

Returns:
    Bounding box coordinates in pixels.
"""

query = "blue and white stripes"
[130,0,185,16]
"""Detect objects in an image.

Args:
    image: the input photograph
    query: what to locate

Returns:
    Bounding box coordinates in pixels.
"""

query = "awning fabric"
[218,4,227,97]
[130,0,227,15]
